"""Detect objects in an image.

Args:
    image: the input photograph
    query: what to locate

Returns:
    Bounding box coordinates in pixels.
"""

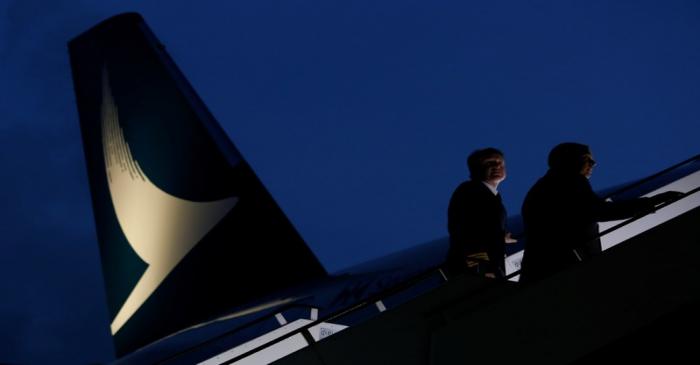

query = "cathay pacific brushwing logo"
[100,68,238,335]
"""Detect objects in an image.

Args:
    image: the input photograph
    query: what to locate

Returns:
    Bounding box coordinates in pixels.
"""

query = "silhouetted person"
[446,148,516,278]
[519,142,681,283]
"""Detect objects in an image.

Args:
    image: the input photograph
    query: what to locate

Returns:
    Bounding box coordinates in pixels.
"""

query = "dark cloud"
[0,225,113,363]
[0,1,116,363]
[0,123,113,362]
[0,310,27,362]
[0,108,107,361]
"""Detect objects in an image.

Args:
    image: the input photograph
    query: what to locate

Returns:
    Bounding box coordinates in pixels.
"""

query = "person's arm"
[596,191,684,222]
[596,197,653,221]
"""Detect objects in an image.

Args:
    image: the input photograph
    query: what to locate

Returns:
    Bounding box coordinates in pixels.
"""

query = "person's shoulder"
[569,174,592,189]
[452,180,481,196]
[462,180,485,192]
[526,174,549,193]
[466,181,496,199]
[454,180,473,189]
[550,172,593,196]
[527,171,579,196]
[543,171,588,185]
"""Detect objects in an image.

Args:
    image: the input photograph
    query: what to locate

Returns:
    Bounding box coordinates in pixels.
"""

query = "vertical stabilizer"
[68,13,326,356]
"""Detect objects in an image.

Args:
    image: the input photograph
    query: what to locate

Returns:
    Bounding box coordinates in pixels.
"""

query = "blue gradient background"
[1,1,698,363]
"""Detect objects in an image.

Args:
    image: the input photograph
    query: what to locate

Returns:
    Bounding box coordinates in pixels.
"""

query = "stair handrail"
[602,154,700,200]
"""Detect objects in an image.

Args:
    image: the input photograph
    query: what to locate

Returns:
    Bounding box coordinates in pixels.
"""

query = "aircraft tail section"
[68,12,326,356]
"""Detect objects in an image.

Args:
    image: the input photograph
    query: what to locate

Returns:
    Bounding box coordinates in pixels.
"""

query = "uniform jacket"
[446,180,507,277]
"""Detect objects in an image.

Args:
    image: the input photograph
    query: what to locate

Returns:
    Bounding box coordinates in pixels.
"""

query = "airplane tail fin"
[68,12,326,356]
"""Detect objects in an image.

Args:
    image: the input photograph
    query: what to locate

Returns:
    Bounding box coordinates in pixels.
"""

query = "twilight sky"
[1,0,699,363]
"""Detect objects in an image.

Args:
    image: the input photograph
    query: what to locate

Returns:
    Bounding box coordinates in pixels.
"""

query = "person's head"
[467,147,506,186]
[548,142,596,178]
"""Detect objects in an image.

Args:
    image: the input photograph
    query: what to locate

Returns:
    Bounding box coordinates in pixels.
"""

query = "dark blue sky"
[1,0,699,363]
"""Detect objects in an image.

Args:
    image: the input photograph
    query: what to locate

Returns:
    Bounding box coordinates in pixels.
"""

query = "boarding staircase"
[270,154,700,365]
[143,155,700,365]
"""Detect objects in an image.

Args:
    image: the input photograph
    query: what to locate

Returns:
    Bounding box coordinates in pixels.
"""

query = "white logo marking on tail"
[101,69,238,335]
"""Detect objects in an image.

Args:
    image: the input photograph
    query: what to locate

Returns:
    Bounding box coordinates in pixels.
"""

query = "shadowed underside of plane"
[68,12,326,356]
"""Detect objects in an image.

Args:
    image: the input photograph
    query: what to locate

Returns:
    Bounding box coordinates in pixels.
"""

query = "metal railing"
[219,267,447,364]
[602,154,700,200]
[153,302,316,365]
[573,185,700,261]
